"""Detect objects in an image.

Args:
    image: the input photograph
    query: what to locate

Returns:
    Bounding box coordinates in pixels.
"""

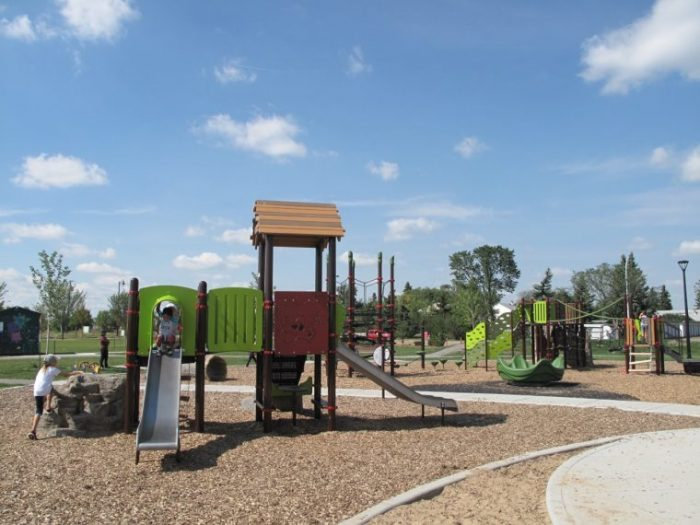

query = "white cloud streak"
[678,240,700,254]
[197,114,307,159]
[214,58,257,84]
[0,223,68,243]
[173,252,223,270]
[13,154,108,189]
[340,251,376,267]
[225,254,256,268]
[385,218,439,241]
[347,46,372,76]
[367,161,399,181]
[580,0,700,94]
[0,15,37,41]
[455,136,487,159]
[217,228,251,244]
[681,146,700,181]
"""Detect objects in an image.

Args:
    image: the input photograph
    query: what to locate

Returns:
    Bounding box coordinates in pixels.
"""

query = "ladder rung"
[630,359,652,365]
[629,352,652,356]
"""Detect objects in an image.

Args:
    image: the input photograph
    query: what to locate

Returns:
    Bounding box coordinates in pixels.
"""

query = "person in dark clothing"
[99,330,110,369]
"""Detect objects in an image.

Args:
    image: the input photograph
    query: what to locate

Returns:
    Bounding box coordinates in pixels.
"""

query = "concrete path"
[547,428,700,524]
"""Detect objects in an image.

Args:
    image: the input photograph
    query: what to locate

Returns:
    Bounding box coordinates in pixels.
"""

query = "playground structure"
[465,299,588,371]
[124,201,457,457]
[342,251,397,377]
[624,315,700,374]
[496,354,565,384]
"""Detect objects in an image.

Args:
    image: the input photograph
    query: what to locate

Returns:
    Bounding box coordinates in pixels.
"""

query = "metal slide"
[336,343,458,412]
[135,348,183,463]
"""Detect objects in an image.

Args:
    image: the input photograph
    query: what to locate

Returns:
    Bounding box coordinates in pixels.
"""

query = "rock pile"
[40,374,125,437]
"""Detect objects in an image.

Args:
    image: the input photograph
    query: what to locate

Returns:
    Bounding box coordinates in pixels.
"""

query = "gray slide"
[336,344,458,412]
[135,348,183,464]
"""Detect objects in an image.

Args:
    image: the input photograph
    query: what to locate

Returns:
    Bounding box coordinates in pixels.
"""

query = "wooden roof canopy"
[252,200,345,248]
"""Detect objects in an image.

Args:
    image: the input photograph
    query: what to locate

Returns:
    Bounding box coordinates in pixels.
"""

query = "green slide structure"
[465,313,512,365]
[496,354,565,384]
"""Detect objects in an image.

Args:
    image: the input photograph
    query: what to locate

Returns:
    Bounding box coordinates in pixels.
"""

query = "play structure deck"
[124,200,458,462]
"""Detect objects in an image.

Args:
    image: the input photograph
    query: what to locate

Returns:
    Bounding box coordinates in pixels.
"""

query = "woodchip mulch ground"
[1,359,698,524]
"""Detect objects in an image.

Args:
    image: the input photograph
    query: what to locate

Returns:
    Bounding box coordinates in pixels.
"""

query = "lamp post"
[678,260,692,359]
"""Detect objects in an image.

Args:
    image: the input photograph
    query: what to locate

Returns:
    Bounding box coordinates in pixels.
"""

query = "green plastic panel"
[497,354,564,384]
[466,322,486,351]
[207,287,263,352]
[137,285,197,357]
[533,301,548,324]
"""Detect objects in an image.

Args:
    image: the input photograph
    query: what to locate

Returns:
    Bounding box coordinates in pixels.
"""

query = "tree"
[695,280,700,309]
[95,310,117,331]
[0,281,6,310]
[611,253,648,316]
[570,272,594,316]
[70,307,93,330]
[449,245,520,321]
[30,250,80,338]
[658,285,672,310]
[108,291,128,334]
[533,268,553,300]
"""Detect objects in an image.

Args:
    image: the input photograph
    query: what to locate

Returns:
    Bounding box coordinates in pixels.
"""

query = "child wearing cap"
[28,354,83,440]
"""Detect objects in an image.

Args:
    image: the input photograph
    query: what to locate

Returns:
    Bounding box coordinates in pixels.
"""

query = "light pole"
[678,260,692,359]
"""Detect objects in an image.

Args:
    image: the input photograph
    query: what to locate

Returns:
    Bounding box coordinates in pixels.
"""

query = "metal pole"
[377,252,385,397]
[255,242,265,422]
[679,261,692,359]
[389,256,395,377]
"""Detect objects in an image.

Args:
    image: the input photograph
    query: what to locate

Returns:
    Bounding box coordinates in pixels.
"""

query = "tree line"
[0,248,698,341]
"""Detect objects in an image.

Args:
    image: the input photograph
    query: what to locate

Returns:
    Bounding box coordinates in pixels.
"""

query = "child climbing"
[28,354,83,440]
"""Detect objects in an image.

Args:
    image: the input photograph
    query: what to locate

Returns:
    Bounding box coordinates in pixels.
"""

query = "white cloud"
[214,58,257,84]
[173,252,223,270]
[13,153,108,189]
[0,222,68,243]
[197,114,307,159]
[455,137,487,158]
[580,0,700,94]
[409,202,486,219]
[367,161,399,181]
[225,254,256,268]
[550,267,573,278]
[385,217,439,241]
[340,251,376,267]
[0,267,36,308]
[681,146,700,181]
[58,0,138,41]
[61,242,92,257]
[450,232,485,247]
[650,146,671,166]
[678,240,700,254]
[99,247,116,259]
[347,45,372,76]
[0,15,37,41]
[76,262,124,274]
[629,236,653,251]
[184,225,205,237]
[217,228,251,244]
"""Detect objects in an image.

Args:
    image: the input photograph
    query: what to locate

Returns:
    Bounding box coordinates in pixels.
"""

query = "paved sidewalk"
[547,428,700,524]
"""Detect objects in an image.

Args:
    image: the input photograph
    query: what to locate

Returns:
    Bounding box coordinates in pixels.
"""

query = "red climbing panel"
[274,291,329,355]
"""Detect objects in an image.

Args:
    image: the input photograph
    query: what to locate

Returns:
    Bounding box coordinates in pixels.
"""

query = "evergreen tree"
[695,280,700,309]
[0,281,6,310]
[658,285,672,310]
[533,268,553,299]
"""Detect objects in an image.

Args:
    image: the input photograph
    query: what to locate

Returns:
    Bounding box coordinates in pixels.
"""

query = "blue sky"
[1,0,699,314]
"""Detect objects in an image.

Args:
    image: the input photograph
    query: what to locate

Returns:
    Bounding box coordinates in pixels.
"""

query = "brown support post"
[256,241,265,422]
[389,256,396,377]
[377,252,385,397]
[314,244,323,419]
[194,281,207,432]
[263,235,274,432]
[327,237,337,431]
[420,321,426,369]
[124,278,139,433]
[347,252,355,378]
[484,320,489,371]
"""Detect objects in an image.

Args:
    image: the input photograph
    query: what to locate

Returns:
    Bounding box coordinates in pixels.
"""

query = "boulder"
[40,374,126,437]
[205,355,228,381]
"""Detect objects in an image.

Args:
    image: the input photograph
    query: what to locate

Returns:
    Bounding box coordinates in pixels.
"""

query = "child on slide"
[154,306,181,356]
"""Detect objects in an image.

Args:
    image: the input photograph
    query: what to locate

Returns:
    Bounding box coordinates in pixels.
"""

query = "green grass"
[0,355,126,381]
[39,336,126,355]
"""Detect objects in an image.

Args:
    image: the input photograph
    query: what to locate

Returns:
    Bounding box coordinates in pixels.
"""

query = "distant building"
[657,309,700,322]
[0,307,41,355]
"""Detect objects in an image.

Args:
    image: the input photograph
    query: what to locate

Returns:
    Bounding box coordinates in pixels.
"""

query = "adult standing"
[99,330,110,369]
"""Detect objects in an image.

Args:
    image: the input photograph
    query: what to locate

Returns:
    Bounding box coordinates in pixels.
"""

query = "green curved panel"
[208,287,263,352]
[137,285,197,357]
[497,355,564,384]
